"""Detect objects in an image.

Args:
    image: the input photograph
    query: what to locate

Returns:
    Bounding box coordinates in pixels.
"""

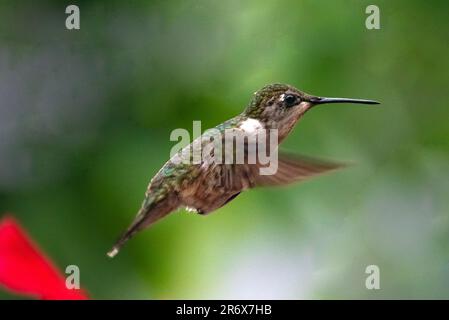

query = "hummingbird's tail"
[107,213,146,258]
[107,195,178,258]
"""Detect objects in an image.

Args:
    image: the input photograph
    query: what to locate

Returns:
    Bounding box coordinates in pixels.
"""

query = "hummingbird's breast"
[178,164,241,214]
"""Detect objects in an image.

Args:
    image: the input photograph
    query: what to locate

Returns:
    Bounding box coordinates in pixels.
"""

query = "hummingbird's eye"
[284,94,297,107]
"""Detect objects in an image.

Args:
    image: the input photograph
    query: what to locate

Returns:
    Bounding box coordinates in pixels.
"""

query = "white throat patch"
[239,118,263,133]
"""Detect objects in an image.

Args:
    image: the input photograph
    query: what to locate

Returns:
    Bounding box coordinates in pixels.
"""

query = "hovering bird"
[107,83,379,257]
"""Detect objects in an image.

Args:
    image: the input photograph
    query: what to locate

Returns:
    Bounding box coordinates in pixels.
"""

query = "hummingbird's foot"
[185,206,204,214]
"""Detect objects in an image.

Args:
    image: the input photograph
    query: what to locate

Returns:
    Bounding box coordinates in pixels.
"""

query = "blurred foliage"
[0,0,448,299]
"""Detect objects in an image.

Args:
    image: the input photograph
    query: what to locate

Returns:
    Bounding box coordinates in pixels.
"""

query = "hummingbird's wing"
[239,152,346,188]
[190,153,344,211]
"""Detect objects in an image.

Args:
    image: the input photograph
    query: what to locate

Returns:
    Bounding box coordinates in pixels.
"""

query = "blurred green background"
[1,0,448,299]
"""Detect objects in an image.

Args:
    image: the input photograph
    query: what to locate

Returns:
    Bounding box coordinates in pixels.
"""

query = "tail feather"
[107,213,146,258]
[107,196,178,258]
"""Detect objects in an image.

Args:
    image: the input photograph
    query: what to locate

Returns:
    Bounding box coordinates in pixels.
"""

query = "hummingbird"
[107,83,379,258]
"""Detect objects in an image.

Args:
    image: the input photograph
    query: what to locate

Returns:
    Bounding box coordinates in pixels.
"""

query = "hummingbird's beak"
[308,96,380,105]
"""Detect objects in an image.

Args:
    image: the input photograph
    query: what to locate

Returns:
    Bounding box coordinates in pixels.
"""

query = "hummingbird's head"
[243,83,379,138]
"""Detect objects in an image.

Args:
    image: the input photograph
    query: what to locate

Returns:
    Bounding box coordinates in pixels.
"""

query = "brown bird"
[107,83,379,257]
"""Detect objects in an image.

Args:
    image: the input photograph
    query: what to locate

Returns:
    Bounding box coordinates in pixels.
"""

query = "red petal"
[0,215,88,300]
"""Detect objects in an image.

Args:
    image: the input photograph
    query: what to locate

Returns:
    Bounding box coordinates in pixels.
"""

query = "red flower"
[0,215,88,300]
